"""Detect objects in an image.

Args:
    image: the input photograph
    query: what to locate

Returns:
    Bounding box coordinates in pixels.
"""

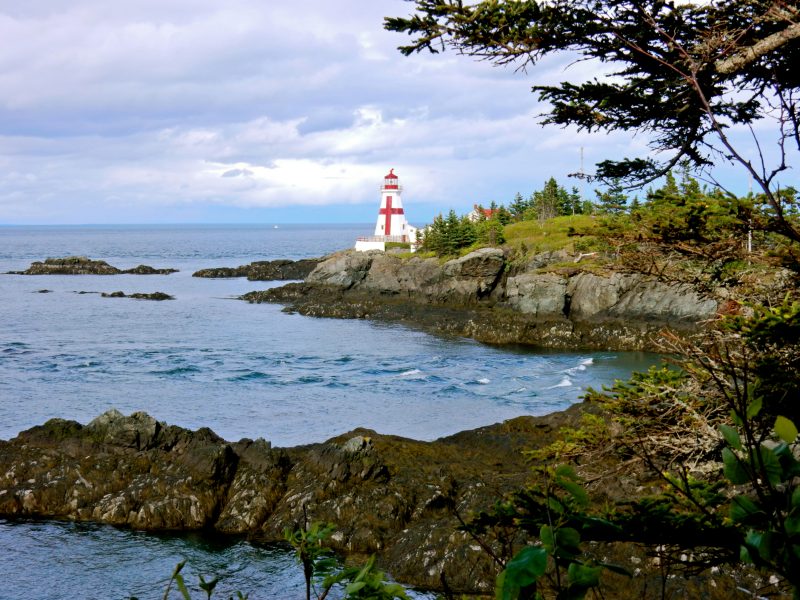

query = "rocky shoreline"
[0,409,756,597]
[0,249,757,595]
[242,248,718,352]
[8,249,718,353]
[0,409,582,593]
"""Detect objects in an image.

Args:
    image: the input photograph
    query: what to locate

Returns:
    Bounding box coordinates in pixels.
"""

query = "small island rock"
[8,256,177,275]
[101,291,174,300]
[193,258,321,280]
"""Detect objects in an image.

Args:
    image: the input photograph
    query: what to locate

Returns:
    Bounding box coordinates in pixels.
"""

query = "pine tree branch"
[716,21,800,75]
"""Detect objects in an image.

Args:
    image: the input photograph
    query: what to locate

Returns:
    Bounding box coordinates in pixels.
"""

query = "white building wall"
[354,240,386,252]
[373,189,410,239]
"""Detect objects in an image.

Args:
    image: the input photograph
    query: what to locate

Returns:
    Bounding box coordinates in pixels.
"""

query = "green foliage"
[324,556,409,600]
[509,192,530,221]
[520,178,584,223]
[421,207,507,256]
[584,365,695,433]
[476,216,506,246]
[496,546,548,600]
[283,522,408,600]
[156,524,407,600]
[524,413,610,463]
[720,417,800,592]
[721,297,800,426]
[154,561,247,600]
[642,171,751,247]
[284,521,339,600]
[466,464,628,600]
[503,215,599,256]
[594,180,627,215]
[421,209,478,256]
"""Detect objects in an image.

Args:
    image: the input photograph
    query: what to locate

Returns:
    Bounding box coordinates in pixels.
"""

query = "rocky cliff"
[0,409,582,593]
[243,248,718,351]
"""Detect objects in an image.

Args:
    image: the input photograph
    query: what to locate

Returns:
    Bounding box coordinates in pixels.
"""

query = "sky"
[0,0,785,225]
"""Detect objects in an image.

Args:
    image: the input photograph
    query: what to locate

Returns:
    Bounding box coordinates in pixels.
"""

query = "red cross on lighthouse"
[380,196,404,235]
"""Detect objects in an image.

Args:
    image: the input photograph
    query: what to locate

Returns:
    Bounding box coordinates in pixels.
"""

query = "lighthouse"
[355,169,417,252]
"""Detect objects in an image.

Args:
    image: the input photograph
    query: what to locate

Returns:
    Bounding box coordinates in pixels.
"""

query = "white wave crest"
[549,377,572,389]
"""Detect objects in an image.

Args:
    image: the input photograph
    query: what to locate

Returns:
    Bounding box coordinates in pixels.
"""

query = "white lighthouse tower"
[355,169,417,252]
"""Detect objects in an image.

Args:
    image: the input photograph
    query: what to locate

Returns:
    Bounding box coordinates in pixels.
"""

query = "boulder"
[567,272,717,324]
[307,251,376,288]
[360,254,441,297]
[505,272,569,318]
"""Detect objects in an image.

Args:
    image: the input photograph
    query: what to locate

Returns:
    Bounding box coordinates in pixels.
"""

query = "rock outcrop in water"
[101,291,175,300]
[193,258,321,280]
[0,409,577,593]
[242,248,718,352]
[8,256,178,275]
[0,410,754,597]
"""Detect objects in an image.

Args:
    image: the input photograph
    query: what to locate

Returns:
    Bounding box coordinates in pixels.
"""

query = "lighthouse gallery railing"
[356,235,409,243]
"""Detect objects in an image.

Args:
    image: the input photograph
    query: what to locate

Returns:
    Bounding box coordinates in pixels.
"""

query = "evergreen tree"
[420,209,481,255]
[532,177,561,222]
[509,192,528,220]
[595,180,628,214]
[495,205,512,225]
[476,217,505,246]
[567,186,583,215]
[644,171,747,244]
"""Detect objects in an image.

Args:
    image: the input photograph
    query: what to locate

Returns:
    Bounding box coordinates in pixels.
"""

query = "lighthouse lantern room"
[355,169,417,252]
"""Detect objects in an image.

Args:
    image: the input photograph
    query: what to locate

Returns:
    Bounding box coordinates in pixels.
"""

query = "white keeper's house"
[355,169,418,252]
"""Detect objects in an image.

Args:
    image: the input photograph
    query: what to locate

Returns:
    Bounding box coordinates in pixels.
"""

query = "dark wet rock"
[129,292,174,301]
[0,409,579,593]
[193,258,321,281]
[122,264,179,275]
[35,289,52,293]
[192,265,250,278]
[11,256,122,275]
[242,249,718,352]
[0,409,766,596]
[100,291,174,300]
[8,256,177,275]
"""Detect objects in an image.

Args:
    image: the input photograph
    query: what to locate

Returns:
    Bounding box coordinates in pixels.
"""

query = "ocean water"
[0,224,659,598]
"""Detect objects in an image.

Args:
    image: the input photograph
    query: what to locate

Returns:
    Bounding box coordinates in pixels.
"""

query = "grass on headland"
[503,214,601,254]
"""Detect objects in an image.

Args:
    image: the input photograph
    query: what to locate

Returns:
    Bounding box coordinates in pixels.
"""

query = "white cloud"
[0,0,770,224]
